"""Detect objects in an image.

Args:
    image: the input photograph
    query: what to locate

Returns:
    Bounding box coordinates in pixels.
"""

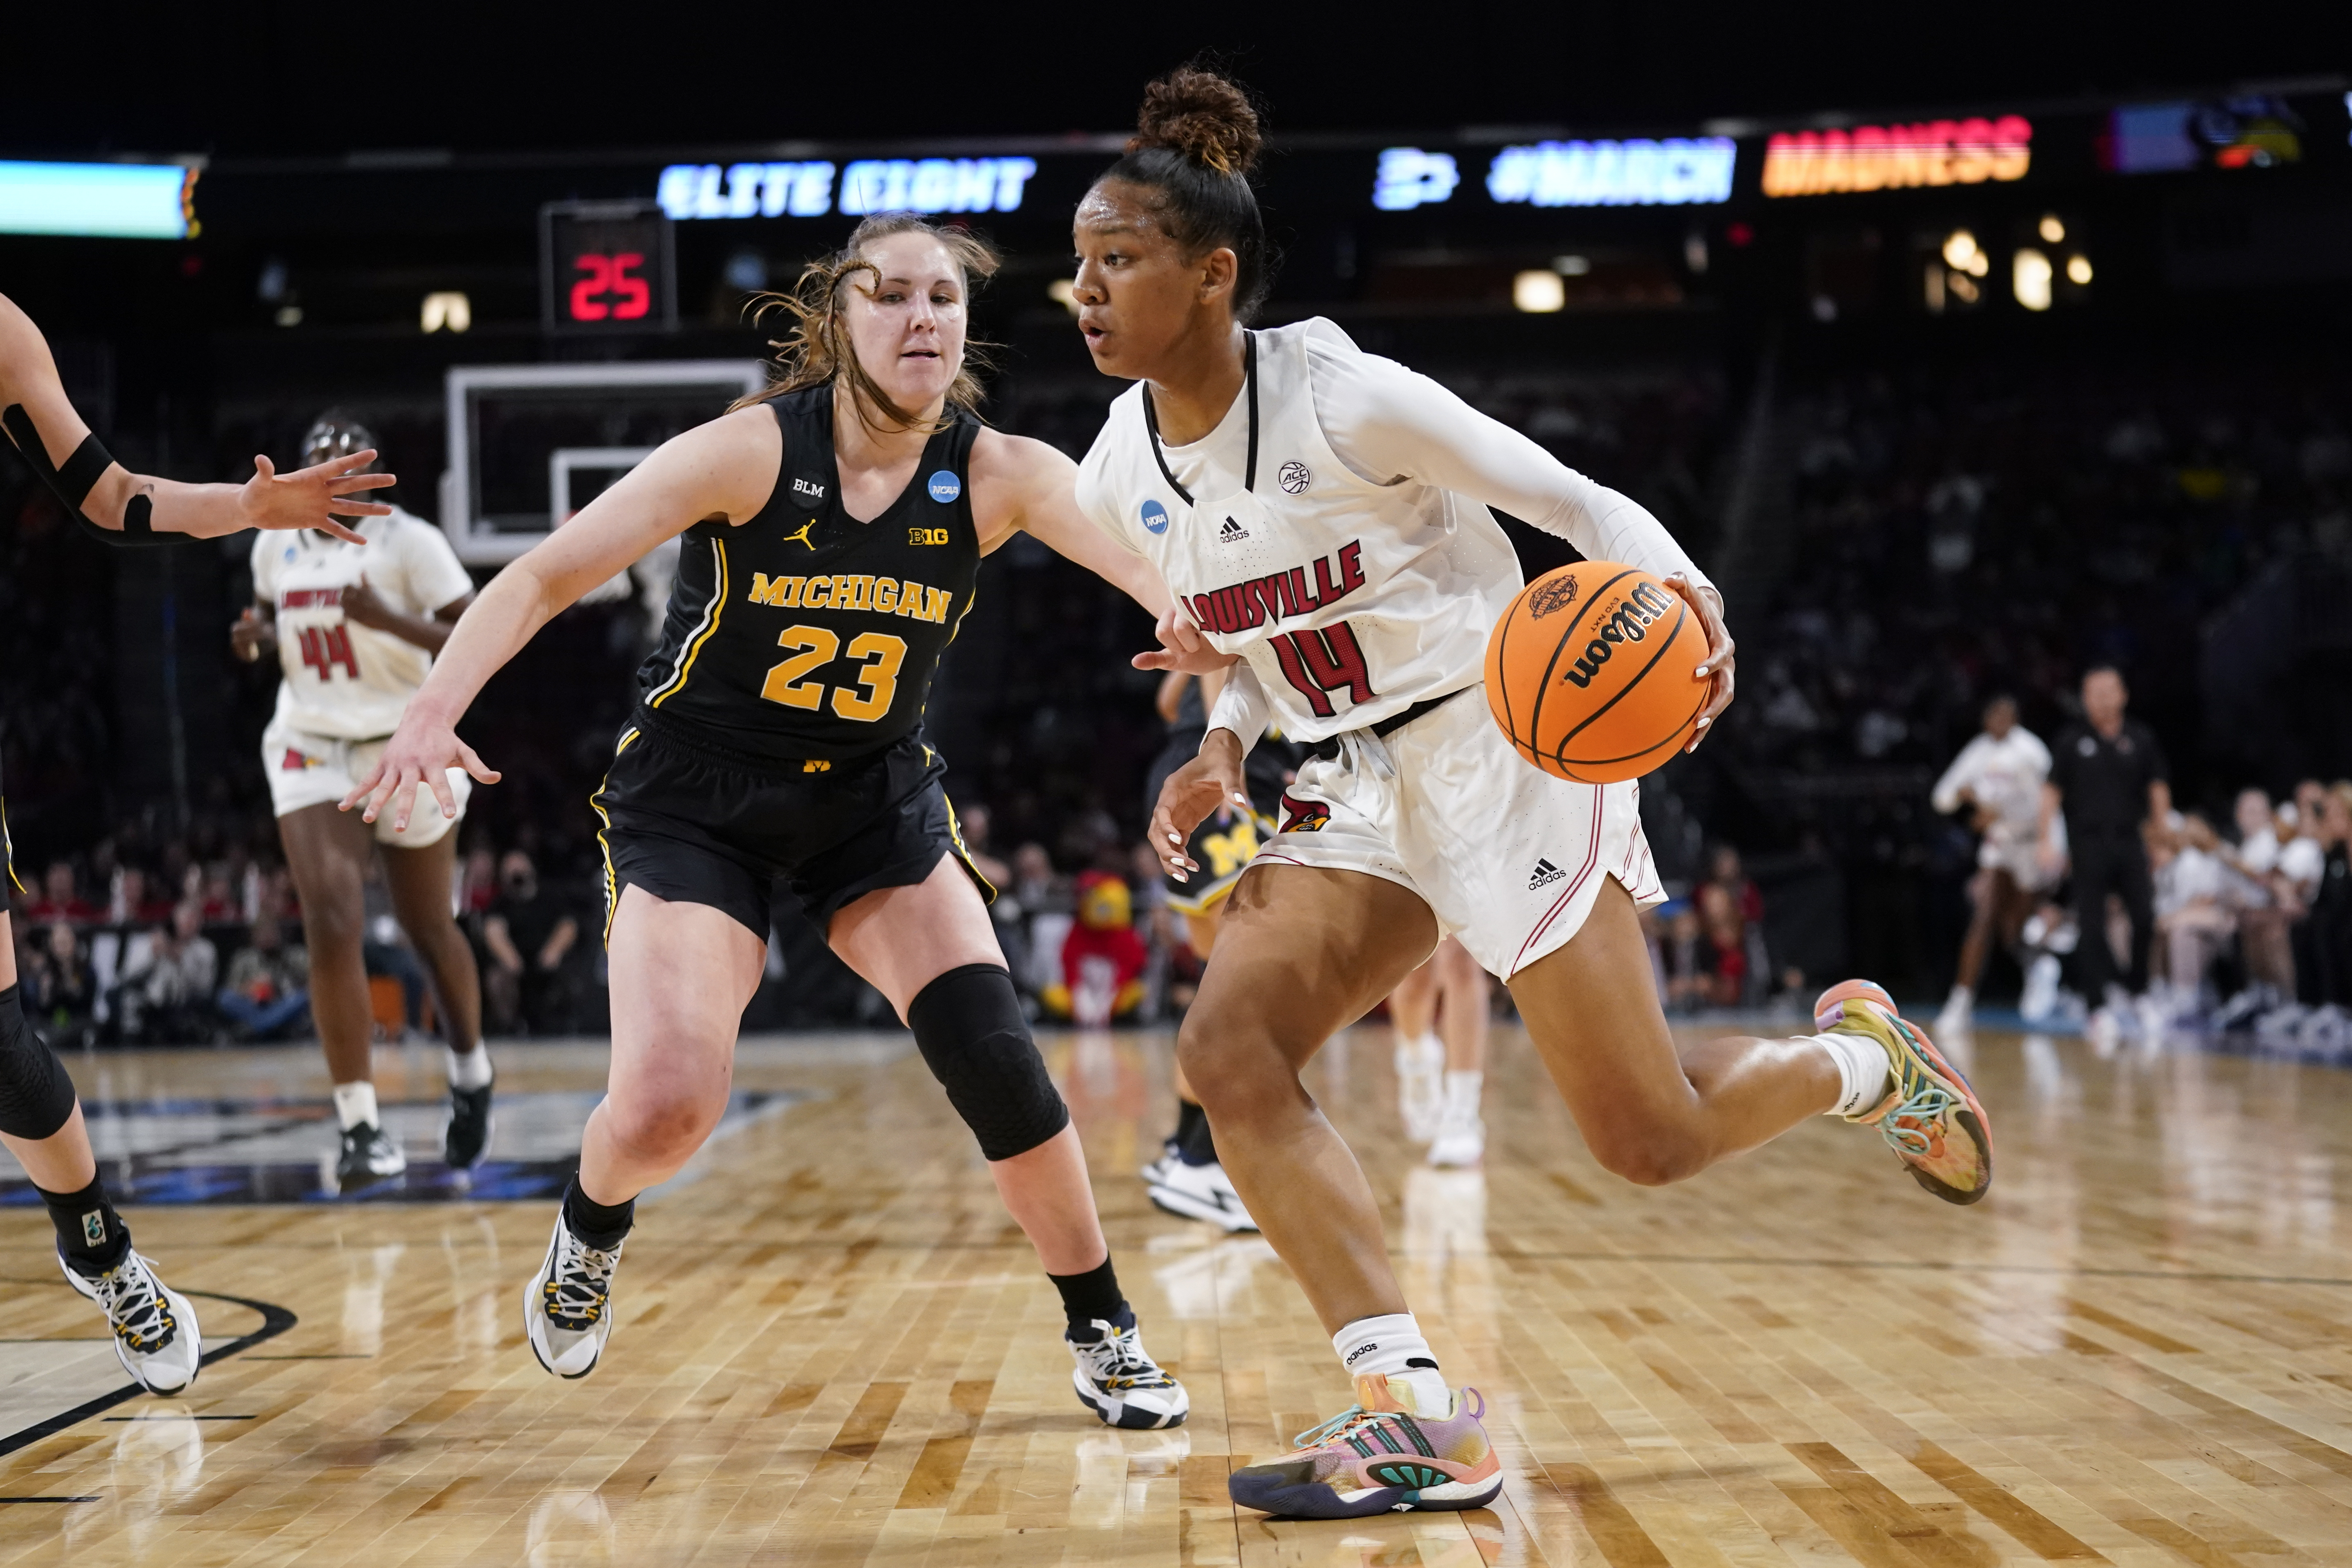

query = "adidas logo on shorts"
[1528,857,1567,890]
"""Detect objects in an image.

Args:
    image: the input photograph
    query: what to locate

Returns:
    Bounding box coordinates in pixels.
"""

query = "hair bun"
[1132,67,1263,178]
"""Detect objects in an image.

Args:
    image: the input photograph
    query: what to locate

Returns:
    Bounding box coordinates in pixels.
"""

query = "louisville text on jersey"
[278,587,345,610]
[1182,541,1366,636]
[745,572,955,622]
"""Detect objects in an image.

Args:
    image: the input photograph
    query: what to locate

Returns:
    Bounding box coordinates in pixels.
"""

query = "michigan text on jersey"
[746,573,954,621]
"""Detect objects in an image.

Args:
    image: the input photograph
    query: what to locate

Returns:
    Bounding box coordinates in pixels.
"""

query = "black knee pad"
[0,986,77,1141]
[906,964,1069,1162]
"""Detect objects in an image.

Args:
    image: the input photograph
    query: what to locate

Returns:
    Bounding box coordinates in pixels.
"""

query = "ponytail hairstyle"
[1094,66,1276,321]
[731,212,1001,433]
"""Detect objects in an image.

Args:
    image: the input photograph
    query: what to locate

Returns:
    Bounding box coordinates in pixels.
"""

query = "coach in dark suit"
[2040,666,2172,1007]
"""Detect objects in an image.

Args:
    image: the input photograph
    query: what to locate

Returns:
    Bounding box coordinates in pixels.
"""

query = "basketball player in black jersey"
[2,290,394,1394]
[346,215,1191,1427]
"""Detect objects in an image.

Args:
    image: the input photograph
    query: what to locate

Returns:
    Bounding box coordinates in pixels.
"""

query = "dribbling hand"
[1150,730,1251,883]
[1663,572,1737,753]
[1130,605,1238,677]
[340,712,501,834]
[238,449,397,544]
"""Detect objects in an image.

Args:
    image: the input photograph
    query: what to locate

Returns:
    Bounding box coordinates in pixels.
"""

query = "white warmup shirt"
[1930,727,2054,876]
[1075,318,1711,748]
[250,507,474,740]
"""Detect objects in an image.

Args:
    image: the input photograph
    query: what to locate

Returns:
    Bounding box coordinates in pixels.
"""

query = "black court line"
[0,1286,297,1459]
[0,1496,99,1504]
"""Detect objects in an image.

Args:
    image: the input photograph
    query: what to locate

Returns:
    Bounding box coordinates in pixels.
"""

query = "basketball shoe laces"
[88,1256,180,1354]
[1072,1323,1170,1391]
[1866,1016,1961,1159]
[1291,1404,1436,1459]
[543,1232,621,1332]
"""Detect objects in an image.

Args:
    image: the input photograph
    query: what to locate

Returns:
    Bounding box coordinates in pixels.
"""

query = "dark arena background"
[3,9,2352,1564]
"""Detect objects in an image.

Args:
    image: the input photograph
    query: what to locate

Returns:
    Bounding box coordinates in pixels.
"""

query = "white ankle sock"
[1811,1031,1893,1117]
[1441,1069,1483,1123]
[332,1080,378,1131]
[1943,983,1972,1009]
[447,1045,493,1090]
[1396,1032,1442,1070]
[1331,1313,1448,1412]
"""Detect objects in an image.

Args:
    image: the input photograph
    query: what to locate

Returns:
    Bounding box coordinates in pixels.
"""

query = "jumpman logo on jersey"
[782,519,818,550]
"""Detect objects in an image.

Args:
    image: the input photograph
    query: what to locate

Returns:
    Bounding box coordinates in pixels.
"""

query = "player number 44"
[296,625,360,681]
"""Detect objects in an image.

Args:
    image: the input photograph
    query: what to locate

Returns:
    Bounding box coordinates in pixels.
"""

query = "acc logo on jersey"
[1141,499,1169,536]
[1278,460,1311,495]
[926,470,961,503]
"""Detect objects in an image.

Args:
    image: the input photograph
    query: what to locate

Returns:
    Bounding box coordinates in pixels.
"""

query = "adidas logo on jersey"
[1216,517,1250,543]
[1528,858,1567,890]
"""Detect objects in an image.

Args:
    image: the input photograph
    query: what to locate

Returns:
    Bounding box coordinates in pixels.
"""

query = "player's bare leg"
[381,835,493,1166]
[1387,951,1445,1142]
[831,854,1187,1427]
[1943,868,2032,1036]
[276,802,403,1188]
[1426,939,1491,1167]
[0,912,201,1392]
[1143,901,1258,1230]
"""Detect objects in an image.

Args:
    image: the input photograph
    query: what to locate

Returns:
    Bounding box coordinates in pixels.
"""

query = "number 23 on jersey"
[760,628,907,723]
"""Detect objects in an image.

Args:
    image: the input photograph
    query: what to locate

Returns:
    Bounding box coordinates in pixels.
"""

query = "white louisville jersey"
[250,506,474,740]
[1076,319,1521,744]
[1930,727,2053,866]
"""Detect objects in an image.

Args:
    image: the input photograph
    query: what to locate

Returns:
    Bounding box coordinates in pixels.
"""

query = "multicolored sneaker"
[1227,1374,1503,1518]
[1817,979,1994,1205]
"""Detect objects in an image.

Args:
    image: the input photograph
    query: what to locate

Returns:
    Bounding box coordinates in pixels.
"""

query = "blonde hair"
[731,214,1001,433]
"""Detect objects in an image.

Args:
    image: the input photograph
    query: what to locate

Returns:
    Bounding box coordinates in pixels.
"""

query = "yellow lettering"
[748,573,803,607]
[874,576,899,613]
[802,576,832,609]
[830,574,871,611]
[924,585,951,623]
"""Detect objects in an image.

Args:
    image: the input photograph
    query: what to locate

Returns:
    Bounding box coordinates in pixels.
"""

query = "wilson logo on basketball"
[1562,581,1675,688]
[1527,575,1579,619]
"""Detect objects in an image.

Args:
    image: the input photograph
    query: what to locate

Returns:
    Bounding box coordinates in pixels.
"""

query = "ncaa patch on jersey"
[1141,498,1169,535]
[1278,460,1311,495]
[926,470,961,503]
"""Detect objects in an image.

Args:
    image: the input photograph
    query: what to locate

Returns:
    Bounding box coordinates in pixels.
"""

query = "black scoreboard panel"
[540,200,676,334]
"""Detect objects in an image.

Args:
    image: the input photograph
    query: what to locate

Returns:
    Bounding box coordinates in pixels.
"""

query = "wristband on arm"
[2,403,168,546]
[1205,659,1271,756]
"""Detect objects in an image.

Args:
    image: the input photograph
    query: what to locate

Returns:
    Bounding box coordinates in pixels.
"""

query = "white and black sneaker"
[1139,1138,1180,1187]
[336,1122,407,1192]
[444,1079,495,1170]
[1148,1158,1259,1232]
[1068,1318,1188,1429]
[525,1210,623,1379]
[60,1247,202,1396]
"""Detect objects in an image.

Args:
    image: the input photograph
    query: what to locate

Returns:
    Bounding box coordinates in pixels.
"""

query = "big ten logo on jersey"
[908,526,950,546]
[747,572,953,623]
[1196,813,1262,879]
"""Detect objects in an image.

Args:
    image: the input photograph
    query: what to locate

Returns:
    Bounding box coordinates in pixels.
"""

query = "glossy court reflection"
[3,1023,2352,1564]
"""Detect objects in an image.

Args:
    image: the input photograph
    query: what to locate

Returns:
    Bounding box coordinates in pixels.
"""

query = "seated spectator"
[956,802,1013,890]
[2219,788,2298,1015]
[1704,845,1771,1004]
[116,900,220,1043]
[2152,814,2238,1018]
[1651,898,1717,1014]
[108,866,174,927]
[23,861,99,926]
[484,850,579,1036]
[24,921,96,1047]
[216,913,311,1041]
[2298,786,2352,1008]
[1696,881,1747,1008]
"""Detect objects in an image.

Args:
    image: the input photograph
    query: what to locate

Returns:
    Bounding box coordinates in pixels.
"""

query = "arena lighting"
[1373,148,1459,210]
[2067,254,2093,285]
[654,156,1036,220]
[1554,254,1592,275]
[0,159,195,239]
[1761,116,2031,197]
[1047,279,1080,316]
[1486,138,1735,207]
[2038,214,2065,243]
[420,292,471,333]
[2013,247,2053,311]
[1513,269,1567,312]
[1941,230,1980,271]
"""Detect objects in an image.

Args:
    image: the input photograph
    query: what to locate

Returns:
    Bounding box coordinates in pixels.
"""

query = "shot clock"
[540,200,676,335]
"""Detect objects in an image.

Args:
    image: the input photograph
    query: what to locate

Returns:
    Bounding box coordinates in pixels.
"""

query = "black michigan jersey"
[637,386,981,760]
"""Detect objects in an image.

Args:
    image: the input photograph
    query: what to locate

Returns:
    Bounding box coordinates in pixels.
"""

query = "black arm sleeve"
[2,403,175,547]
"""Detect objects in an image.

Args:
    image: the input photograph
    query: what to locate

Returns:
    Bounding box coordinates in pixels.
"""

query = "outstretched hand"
[1130,604,1239,677]
[239,450,397,543]
[340,710,500,834]
[1149,731,1252,882]
[1664,572,1736,753]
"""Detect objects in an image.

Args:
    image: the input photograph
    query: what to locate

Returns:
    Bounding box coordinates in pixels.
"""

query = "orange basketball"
[1483,562,1711,784]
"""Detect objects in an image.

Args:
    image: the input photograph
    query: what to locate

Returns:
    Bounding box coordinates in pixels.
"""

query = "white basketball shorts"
[261,715,470,849]
[1251,689,1663,979]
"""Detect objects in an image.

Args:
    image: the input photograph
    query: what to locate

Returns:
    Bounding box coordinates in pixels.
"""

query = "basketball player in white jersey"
[1930,695,2054,1035]
[1074,69,1996,1522]
[231,413,489,1190]
[1,292,392,1392]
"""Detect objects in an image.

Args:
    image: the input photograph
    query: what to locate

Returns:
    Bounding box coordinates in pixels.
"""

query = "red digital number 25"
[570,252,650,322]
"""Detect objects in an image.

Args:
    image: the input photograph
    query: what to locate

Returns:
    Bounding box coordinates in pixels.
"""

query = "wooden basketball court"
[4,1021,2349,1565]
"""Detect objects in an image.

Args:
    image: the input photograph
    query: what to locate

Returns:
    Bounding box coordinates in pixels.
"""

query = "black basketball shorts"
[590,709,993,943]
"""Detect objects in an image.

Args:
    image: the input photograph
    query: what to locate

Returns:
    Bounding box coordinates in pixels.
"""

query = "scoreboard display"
[539,200,676,334]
